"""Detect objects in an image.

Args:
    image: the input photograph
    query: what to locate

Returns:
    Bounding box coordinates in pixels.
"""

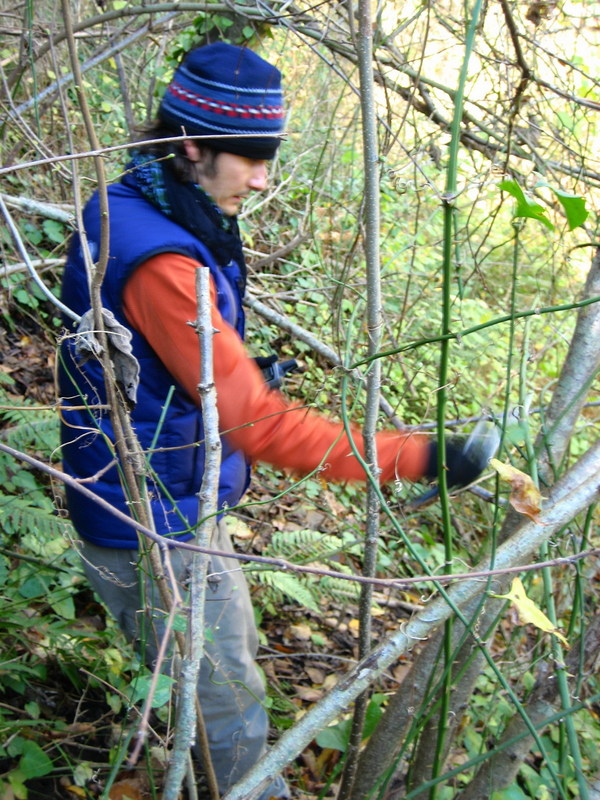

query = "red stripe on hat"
[168,83,285,119]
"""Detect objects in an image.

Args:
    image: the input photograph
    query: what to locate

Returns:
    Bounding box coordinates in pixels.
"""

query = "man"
[59,42,480,798]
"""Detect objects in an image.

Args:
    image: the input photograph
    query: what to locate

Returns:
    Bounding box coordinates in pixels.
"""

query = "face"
[183,140,268,216]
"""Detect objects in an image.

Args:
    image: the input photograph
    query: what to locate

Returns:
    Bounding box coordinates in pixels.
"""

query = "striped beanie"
[159,42,285,160]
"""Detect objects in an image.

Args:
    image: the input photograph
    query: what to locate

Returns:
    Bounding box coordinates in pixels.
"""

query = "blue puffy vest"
[59,183,250,548]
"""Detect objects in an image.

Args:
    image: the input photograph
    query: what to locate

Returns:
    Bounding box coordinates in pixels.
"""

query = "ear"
[183,139,202,162]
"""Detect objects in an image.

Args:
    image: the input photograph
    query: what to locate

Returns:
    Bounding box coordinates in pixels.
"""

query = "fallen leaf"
[323,488,347,516]
[109,778,145,800]
[392,663,411,683]
[289,623,312,641]
[228,517,254,540]
[63,787,87,798]
[492,577,569,647]
[293,684,324,702]
[273,642,295,653]
[490,458,543,520]
[322,673,338,690]
[348,619,360,638]
[305,666,326,684]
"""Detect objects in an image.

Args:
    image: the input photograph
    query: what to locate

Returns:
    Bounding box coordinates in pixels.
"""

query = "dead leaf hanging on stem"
[490,458,543,521]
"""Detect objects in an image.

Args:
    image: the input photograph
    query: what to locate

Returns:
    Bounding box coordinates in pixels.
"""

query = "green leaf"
[128,672,175,708]
[8,771,28,800]
[42,219,64,244]
[491,784,529,800]
[499,179,554,230]
[49,594,75,620]
[18,740,54,779]
[11,471,40,491]
[503,421,528,447]
[316,718,351,751]
[7,737,26,757]
[106,693,122,715]
[0,554,9,585]
[522,670,536,692]
[18,574,50,599]
[520,763,554,798]
[73,762,95,787]
[315,696,384,752]
[555,111,576,132]
[23,222,42,245]
[103,647,124,676]
[24,701,40,719]
[14,288,39,308]
[536,182,588,230]
[363,695,385,738]
[172,613,188,633]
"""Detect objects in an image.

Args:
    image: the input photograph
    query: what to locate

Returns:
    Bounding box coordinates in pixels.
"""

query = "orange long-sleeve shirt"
[123,253,429,484]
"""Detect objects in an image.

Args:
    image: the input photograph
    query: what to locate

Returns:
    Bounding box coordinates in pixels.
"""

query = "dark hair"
[133,119,219,182]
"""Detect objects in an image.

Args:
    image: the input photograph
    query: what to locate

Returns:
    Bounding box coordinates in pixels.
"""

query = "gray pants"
[80,522,288,799]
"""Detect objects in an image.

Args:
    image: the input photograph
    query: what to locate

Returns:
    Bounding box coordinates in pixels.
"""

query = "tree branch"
[221,441,600,800]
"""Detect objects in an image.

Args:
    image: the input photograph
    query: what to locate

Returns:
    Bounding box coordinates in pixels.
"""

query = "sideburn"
[194,149,220,180]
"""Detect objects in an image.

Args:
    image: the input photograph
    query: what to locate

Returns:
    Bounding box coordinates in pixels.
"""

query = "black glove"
[254,354,278,372]
[425,438,485,490]
[254,354,299,390]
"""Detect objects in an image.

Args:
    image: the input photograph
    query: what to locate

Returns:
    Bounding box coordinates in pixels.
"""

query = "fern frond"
[267,529,361,565]
[1,493,73,540]
[250,528,363,610]
[319,574,361,603]
[2,415,60,454]
[254,570,322,613]
[0,373,60,455]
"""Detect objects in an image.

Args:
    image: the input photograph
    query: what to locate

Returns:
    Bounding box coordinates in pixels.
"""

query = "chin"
[216,199,232,212]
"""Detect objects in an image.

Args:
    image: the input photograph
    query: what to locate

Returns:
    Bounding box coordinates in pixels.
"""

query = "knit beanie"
[158,42,286,160]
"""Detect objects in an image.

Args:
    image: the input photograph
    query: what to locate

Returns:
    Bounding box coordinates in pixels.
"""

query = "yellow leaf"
[227,517,254,540]
[63,787,87,798]
[492,577,569,647]
[323,673,338,690]
[490,458,543,520]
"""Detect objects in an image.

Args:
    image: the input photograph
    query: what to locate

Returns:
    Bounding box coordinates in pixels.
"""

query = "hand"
[425,439,485,489]
[254,354,278,371]
[254,354,299,390]
[425,422,500,489]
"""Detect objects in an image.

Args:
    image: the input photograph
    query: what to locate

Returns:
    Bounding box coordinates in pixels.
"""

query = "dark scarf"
[121,151,246,289]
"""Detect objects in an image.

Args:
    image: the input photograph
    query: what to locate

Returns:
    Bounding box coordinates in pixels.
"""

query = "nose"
[249,161,268,192]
